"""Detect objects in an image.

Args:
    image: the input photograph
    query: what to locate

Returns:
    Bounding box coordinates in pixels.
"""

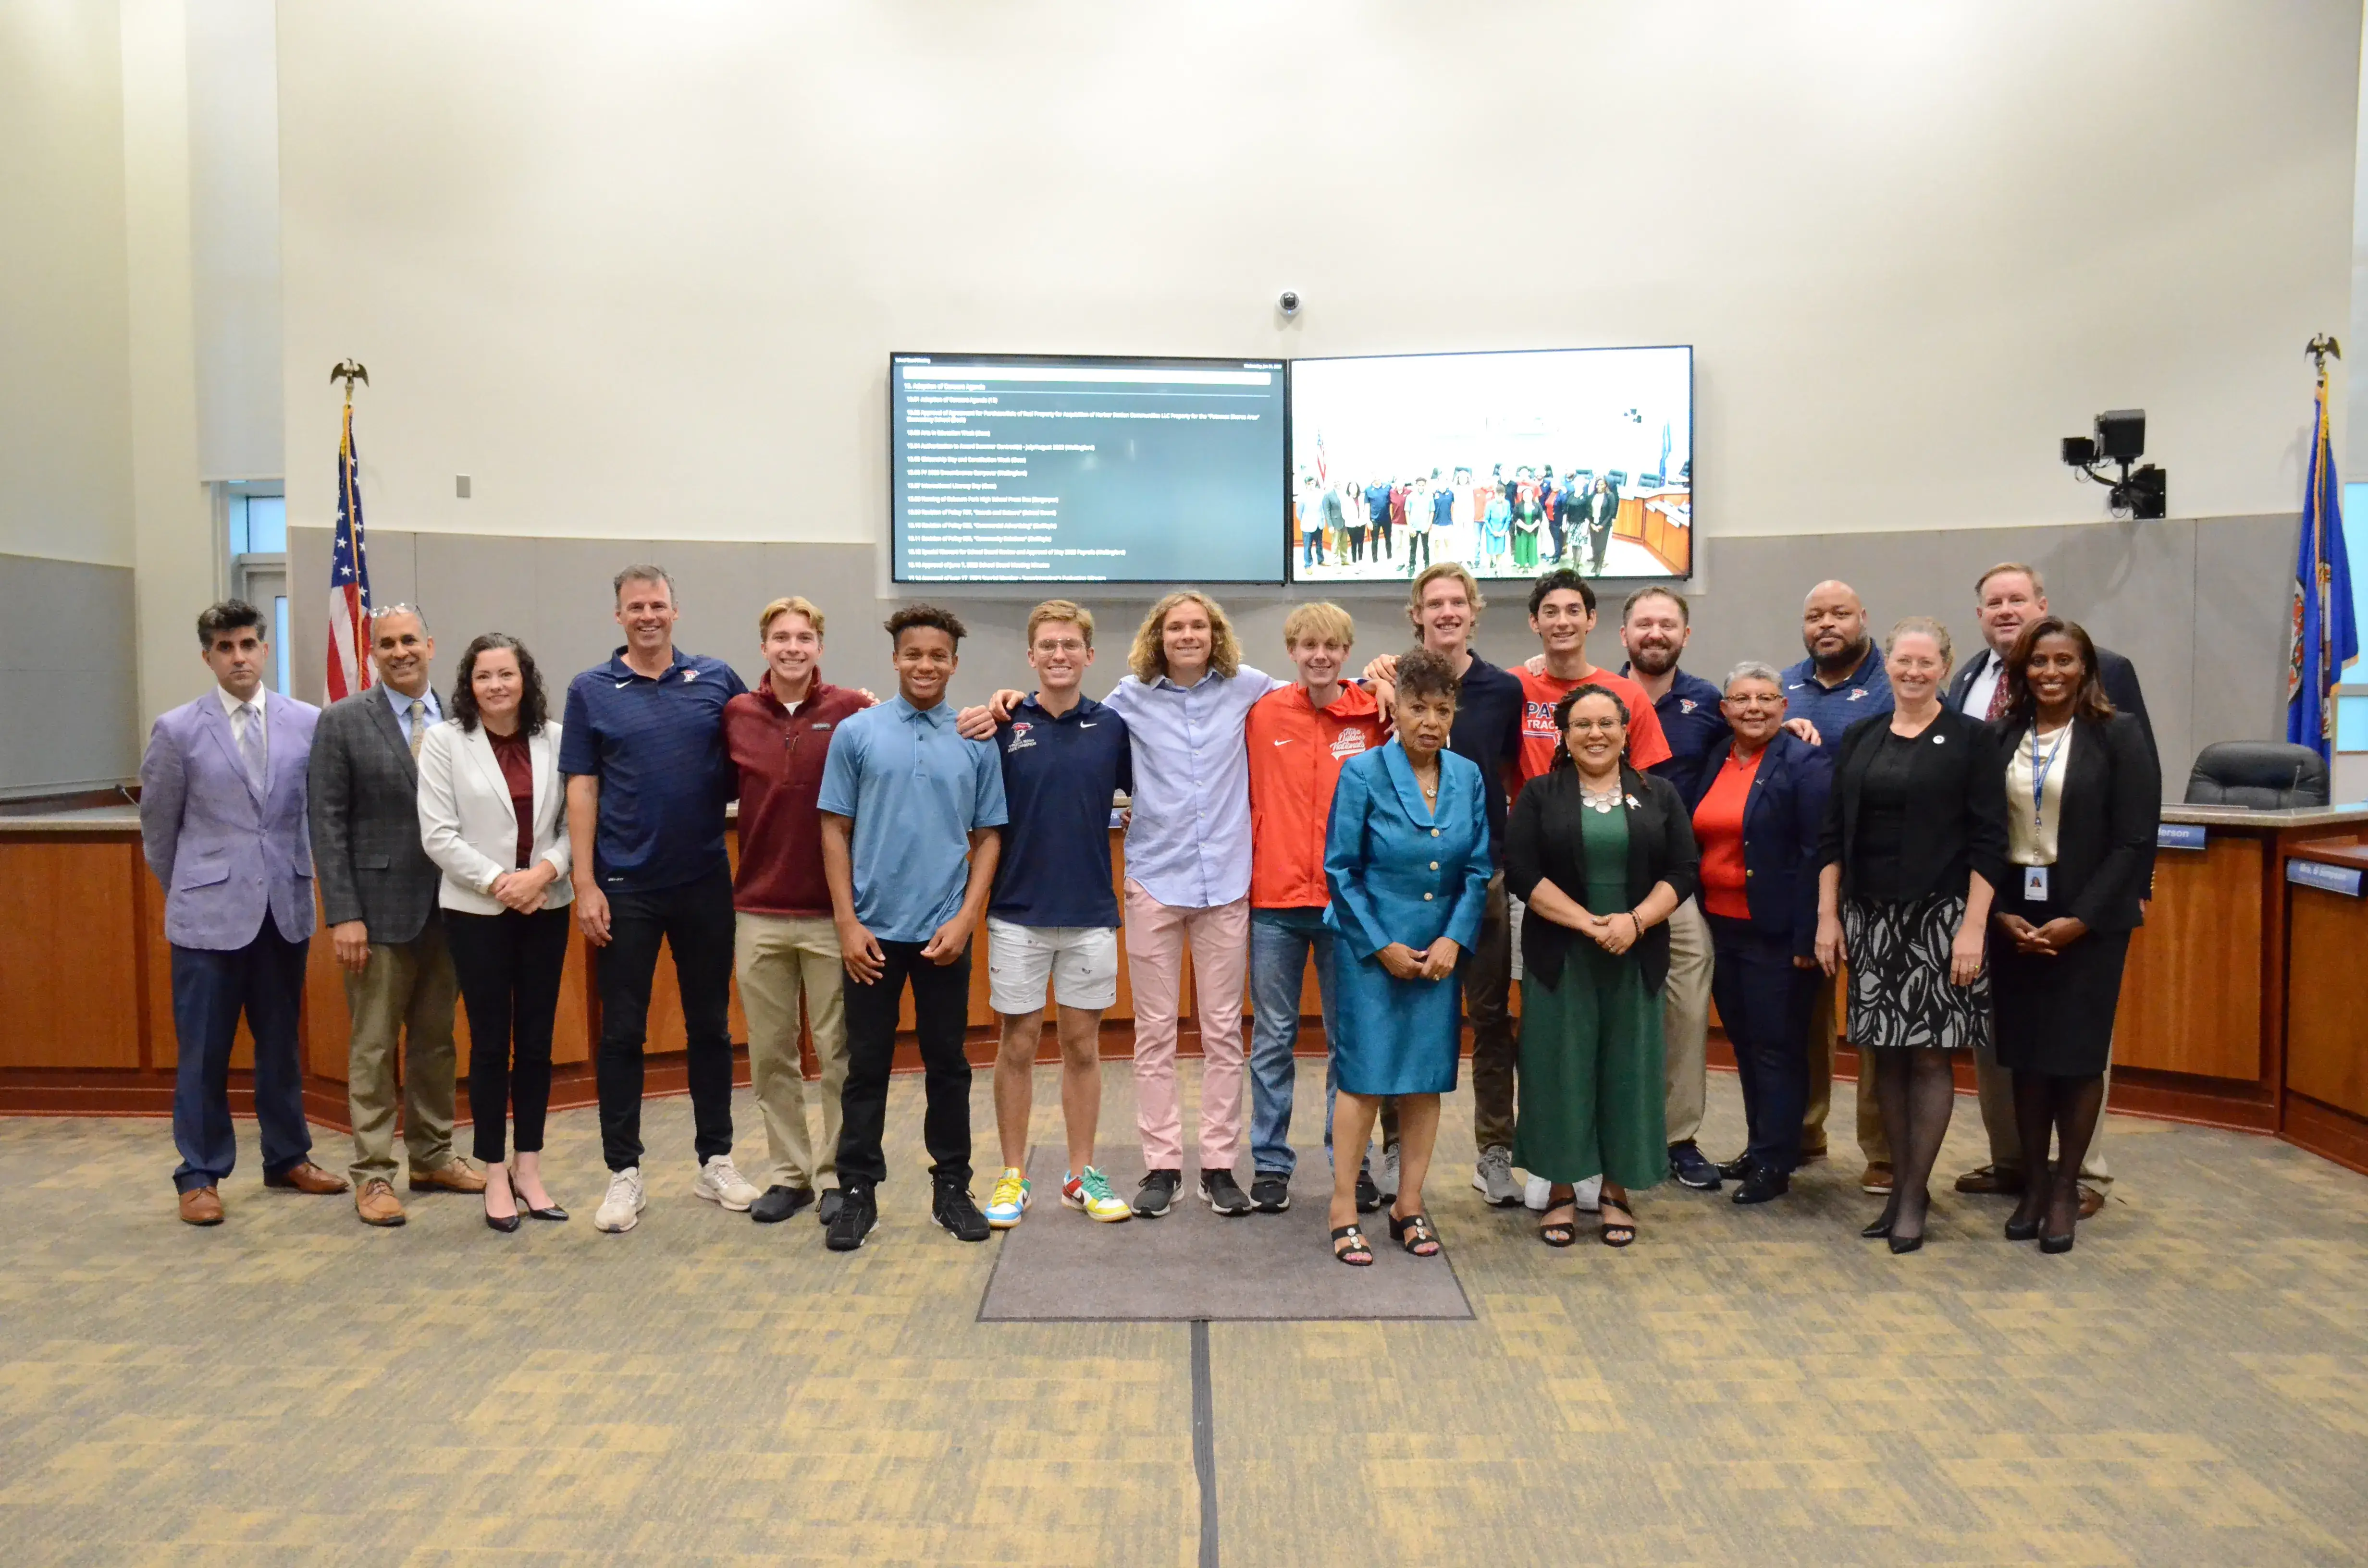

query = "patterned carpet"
[2,1063,2365,1566]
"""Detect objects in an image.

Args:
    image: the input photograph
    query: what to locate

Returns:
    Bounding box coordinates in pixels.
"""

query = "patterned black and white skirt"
[1842,893,1991,1053]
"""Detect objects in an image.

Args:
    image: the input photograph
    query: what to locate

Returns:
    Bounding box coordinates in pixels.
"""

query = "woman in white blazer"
[419,634,573,1232]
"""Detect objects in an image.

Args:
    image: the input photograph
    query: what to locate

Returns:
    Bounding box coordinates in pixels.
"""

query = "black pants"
[1547,516,1566,560]
[594,863,737,1172]
[1374,518,1393,558]
[1708,913,1815,1174]
[1589,521,1612,572]
[1405,530,1431,569]
[448,904,571,1163]
[1348,525,1367,562]
[835,939,973,1190]
[170,910,311,1191]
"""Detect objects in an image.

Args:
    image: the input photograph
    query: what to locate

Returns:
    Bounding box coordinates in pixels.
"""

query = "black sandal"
[1331,1224,1374,1267]
[1539,1203,1579,1248]
[1598,1195,1637,1248]
[1390,1212,1441,1257]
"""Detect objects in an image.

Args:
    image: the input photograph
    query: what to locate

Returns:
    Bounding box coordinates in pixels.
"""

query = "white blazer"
[417,718,574,914]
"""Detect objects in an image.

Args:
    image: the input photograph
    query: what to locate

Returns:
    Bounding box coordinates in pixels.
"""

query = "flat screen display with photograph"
[1286,346,1693,583]
[890,353,1286,583]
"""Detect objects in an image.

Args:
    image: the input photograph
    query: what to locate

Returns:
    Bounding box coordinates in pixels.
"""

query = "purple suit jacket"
[139,689,321,950]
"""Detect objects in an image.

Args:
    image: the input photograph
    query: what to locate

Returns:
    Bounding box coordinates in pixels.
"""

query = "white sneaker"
[595,1166,646,1233]
[1523,1173,1602,1213]
[695,1153,760,1211]
[1376,1143,1401,1203]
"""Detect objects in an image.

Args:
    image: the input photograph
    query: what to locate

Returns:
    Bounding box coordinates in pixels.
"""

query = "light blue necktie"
[237,701,268,794]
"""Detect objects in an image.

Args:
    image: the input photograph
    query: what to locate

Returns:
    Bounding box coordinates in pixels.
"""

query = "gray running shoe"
[1472,1144,1521,1207]
[1377,1142,1401,1203]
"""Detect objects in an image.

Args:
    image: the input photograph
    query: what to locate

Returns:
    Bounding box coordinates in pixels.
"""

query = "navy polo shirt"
[559,647,748,892]
[1447,653,1524,869]
[1781,644,1894,760]
[1624,664,1730,801]
[990,695,1133,928]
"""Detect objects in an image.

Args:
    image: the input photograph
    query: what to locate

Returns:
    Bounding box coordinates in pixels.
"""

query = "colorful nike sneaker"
[986,1166,1030,1229]
[1061,1165,1133,1223]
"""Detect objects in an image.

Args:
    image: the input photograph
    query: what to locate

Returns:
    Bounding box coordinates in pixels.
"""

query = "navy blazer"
[1688,729,1832,957]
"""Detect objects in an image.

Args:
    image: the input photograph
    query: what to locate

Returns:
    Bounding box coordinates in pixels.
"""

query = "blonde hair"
[1885,615,1954,669]
[1406,563,1486,630]
[1130,591,1242,683]
[1025,599,1095,648]
[1974,561,2046,599]
[756,595,825,640]
[1282,601,1355,648]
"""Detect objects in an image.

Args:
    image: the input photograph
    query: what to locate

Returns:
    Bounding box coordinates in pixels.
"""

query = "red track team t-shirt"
[1513,666,1672,795]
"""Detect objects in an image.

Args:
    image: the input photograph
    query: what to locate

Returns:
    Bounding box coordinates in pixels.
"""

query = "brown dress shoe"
[179,1186,224,1225]
[1859,1162,1893,1195]
[409,1160,487,1194]
[1953,1164,2025,1196]
[2078,1184,2106,1219]
[355,1178,407,1226]
[264,1161,351,1195]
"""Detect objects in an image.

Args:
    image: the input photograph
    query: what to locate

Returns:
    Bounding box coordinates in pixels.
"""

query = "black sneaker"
[1668,1141,1722,1191]
[933,1181,990,1242]
[1714,1154,1754,1183]
[817,1188,845,1225]
[824,1185,876,1251]
[1201,1169,1252,1216]
[750,1184,815,1224]
[1249,1173,1292,1213]
[1133,1168,1182,1217]
[1732,1166,1791,1205]
[1355,1167,1383,1213]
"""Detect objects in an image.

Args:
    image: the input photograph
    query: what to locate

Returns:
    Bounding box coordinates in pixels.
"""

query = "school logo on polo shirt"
[1328,726,1371,760]
[1678,698,1699,713]
[1006,722,1035,753]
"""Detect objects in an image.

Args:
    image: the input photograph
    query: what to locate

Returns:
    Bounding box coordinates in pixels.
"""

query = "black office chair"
[2183,742,2331,809]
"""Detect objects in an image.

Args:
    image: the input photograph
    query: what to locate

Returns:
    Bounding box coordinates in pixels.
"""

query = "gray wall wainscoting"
[1,553,138,799]
[289,514,2299,798]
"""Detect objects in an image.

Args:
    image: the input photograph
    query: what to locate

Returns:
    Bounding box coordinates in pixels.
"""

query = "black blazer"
[1506,763,1700,992]
[1991,711,2161,932]
[1687,729,1832,957]
[1816,706,2010,905]
[1948,644,2155,763]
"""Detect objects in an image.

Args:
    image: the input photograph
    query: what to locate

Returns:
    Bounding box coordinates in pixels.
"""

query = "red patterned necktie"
[1984,660,2011,721]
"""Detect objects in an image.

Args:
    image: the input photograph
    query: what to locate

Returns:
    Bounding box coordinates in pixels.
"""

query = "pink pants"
[1123,881,1249,1172]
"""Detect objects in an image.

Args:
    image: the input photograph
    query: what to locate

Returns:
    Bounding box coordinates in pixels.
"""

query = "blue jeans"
[1248,907,1339,1177]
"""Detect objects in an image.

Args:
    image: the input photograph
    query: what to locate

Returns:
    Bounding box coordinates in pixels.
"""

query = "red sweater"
[725,677,870,916]
[1246,681,1388,909]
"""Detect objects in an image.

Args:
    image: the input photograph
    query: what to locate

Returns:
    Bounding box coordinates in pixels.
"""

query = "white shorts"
[986,917,1120,1014]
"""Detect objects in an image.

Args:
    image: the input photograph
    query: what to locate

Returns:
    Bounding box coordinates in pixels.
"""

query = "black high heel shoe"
[506,1161,568,1221]
[1861,1208,1897,1240]
[2003,1212,2042,1242]
[483,1165,522,1233]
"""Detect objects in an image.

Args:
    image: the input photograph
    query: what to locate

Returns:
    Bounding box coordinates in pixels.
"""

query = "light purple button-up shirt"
[1102,664,1284,909]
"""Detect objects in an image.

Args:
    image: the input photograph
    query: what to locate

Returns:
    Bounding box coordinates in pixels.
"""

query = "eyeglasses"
[1564,718,1625,734]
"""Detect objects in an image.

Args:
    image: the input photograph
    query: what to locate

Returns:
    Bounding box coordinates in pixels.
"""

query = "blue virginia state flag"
[2287,379,2359,762]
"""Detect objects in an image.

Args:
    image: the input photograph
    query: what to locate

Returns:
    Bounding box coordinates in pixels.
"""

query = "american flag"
[325,398,375,700]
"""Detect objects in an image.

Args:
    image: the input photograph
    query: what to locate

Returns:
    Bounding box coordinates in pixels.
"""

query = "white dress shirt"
[215,683,267,768]
[1959,648,2006,717]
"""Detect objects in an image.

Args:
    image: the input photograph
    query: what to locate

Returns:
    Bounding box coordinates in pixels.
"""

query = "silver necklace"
[1579,778,1622,814]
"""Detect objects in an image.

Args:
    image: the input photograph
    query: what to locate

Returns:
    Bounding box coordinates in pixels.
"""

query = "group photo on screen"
[1289,346,1693,584]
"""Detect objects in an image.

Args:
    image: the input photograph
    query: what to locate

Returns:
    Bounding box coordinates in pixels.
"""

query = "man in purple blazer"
[139,601,349,1224]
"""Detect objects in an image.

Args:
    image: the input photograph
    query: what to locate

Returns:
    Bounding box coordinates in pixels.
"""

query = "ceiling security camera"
[1277,290,1301,317]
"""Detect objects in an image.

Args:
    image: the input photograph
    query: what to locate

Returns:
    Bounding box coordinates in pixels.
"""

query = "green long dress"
[1510,796,1668,1190]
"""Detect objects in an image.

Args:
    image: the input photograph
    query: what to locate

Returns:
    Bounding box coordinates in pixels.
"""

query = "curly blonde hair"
[1130,591,1242,683]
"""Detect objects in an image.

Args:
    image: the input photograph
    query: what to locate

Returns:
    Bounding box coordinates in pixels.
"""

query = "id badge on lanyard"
[2025,727,2061,905]
[2023,865,2049,901]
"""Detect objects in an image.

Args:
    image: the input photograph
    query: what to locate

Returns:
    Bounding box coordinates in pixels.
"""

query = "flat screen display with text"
[890,354,1286,583]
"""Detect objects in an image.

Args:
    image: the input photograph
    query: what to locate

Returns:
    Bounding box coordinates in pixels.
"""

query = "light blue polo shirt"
[816,695,1008,944]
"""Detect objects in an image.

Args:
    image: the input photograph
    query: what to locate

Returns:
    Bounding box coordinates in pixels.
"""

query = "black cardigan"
[1816,705,2010,904]
[1505,763,1701,992]
[1990,711,2161,931]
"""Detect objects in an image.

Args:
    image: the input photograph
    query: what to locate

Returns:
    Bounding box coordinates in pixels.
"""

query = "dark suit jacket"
[1688,729,1831,956]
[1991,711,2161,932]
[1817,706,2010,904]
[1505,763,1700,992]
[1948,643,2155,761]
[307,689,442,943]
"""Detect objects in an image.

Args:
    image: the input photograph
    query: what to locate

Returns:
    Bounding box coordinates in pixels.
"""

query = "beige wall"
[0,1,136,569]
[279,1,2359,560]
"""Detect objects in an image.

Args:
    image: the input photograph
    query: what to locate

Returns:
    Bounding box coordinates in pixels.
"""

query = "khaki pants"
[345,922,460,1183]
[733,913,849,1192]
[1972,1043,2112,1192]
[1801,968,1890,1165]
[1661,897,1713,1147]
